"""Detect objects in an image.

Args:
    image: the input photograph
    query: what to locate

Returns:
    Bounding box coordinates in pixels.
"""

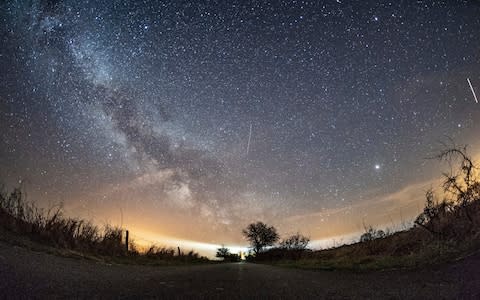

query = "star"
[0,0,479,252]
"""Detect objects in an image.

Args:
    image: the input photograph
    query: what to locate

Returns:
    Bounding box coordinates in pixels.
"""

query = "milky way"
[1,1,480,246]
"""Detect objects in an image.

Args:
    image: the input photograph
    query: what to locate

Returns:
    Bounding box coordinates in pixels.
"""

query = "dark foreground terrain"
[0,241,479,299]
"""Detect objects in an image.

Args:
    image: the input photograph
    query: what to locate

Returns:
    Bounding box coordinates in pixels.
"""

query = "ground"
[0,241,479,299]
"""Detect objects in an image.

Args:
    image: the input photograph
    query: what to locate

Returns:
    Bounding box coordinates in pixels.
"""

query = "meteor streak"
[246,123,252,156]
[467,78,478,103]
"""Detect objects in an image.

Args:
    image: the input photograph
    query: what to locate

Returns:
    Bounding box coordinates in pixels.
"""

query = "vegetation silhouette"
[245,144,480,269]
[0,187,207,264]
[215,246,240,262]
[360,226,386,243]
[279,233,310,250]
[242,221,279,254]
[415,145,480,239]
[241,223,311,261]
[1,143,480,269]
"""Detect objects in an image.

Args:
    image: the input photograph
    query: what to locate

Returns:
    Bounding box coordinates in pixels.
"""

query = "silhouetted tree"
[415,143,480,237]
[435,146,480,209]
[216,246,231,259]
[279,233,310,250]
[242,221,279,254]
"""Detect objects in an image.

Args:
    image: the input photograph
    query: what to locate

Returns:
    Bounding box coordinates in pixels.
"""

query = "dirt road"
[0,241,478,299]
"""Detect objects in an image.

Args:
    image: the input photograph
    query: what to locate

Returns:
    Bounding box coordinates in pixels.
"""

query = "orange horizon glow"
[19,147,480,258]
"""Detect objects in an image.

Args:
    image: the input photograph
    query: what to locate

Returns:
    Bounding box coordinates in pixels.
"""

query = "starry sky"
[1,0,480,250]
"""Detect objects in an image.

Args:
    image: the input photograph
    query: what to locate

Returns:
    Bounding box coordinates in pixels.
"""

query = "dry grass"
[0,186,208,264]
[0,187,124,256]
[259,206,480,271]
[274,229,480,271]
[256,145,480,270]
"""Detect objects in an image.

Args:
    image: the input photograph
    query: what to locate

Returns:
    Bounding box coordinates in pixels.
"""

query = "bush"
[414,145,480,240]
[279,233,310,250]
[360,226,387,243]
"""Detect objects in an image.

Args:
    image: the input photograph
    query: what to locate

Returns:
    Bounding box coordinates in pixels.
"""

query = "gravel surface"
[0,241,479,299]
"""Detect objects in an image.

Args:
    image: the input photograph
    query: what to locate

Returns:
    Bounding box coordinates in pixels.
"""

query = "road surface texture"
[0,241,479,299]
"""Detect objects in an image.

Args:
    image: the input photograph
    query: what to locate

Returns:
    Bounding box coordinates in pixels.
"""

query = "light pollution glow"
[62,146,479,258]
[1,1,480,258]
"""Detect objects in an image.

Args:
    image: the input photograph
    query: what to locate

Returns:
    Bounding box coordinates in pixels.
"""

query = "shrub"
[279,233,310,250]
[360,226,387,243]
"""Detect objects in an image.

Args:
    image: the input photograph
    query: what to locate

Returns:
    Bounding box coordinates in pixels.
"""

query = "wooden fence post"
[125,230,129,253]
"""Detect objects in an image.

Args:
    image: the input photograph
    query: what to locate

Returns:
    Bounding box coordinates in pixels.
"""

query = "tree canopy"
[242,221,279,254]
[216,246,231,259]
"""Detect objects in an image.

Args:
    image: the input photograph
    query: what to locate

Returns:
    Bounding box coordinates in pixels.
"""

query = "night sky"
[1,1,480,251]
